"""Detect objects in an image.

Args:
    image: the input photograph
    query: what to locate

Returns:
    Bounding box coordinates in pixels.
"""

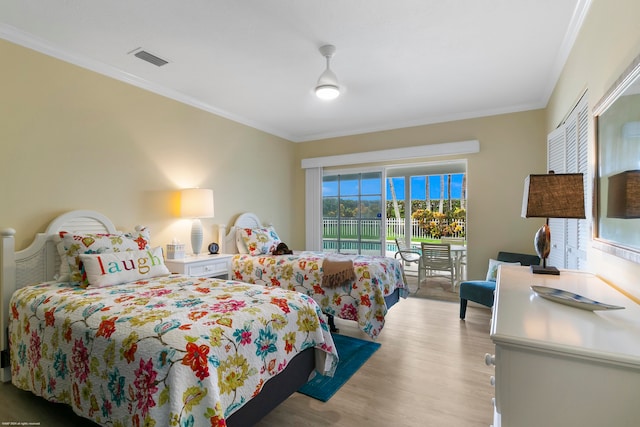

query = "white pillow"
[486,259,521,281]
[79,247,170,288]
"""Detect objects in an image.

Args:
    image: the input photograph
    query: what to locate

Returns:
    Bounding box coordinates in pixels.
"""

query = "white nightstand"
[164,254,233,279]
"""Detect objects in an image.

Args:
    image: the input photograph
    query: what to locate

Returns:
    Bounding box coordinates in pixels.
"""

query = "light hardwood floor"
[0,297,494,427]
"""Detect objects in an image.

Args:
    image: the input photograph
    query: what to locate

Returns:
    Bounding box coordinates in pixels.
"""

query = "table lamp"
[521,172,585,275]
[181,188,214,255]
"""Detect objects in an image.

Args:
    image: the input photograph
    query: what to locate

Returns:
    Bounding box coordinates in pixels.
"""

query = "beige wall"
[0,38,297,252]
[295,111,547,280]
[546,0,640,294]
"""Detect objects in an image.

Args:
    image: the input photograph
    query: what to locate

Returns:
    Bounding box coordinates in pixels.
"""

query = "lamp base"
[531,265,560,275]
[191,218,204,256]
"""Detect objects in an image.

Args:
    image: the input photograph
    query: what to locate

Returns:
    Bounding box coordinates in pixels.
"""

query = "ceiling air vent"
[133,49,169,67]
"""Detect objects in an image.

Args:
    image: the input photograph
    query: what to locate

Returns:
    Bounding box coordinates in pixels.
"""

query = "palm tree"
[425,177,430,210]
[447,174,452,211]
[439,175,445,213]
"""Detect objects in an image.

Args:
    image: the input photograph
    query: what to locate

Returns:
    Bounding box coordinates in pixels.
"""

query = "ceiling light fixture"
[315,44,340,100]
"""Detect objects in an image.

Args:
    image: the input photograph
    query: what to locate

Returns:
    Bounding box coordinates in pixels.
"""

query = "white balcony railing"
[322,217,465,241]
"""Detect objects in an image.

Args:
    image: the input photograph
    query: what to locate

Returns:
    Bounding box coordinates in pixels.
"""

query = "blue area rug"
[298,333,381,402]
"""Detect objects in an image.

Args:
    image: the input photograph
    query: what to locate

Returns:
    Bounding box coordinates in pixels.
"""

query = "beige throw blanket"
[322,256,356,288]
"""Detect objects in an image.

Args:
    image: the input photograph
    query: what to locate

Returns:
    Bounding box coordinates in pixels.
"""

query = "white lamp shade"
[181,188,214,219]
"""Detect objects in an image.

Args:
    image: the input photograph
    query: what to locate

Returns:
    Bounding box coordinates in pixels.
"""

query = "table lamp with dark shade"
[521,172,586,275]
[607,170,640,218]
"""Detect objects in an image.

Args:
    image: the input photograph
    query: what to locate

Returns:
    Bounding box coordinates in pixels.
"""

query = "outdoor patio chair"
[459,251,540,319]
[418,242,455,291]
[394,238,421,287]
[440,237,465,245]
[441,237,467,284]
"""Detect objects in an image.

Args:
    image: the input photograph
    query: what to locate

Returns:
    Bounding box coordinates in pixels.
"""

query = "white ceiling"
[0,1,590,142]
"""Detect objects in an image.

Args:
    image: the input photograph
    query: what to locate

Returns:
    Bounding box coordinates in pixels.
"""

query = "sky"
[323,173,464,200]
[386,174,464,201]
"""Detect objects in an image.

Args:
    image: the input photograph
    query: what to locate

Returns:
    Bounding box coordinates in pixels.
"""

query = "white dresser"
[489,266,640,427]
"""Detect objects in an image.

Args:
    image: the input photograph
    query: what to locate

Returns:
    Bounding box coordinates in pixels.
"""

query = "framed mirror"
[593,53,640,264]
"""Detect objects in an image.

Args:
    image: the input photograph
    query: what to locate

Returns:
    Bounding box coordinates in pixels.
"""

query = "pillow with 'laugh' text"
[79,246,169,288]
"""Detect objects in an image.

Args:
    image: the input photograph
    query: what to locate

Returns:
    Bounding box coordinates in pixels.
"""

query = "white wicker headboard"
[0,210,121,382]
[220,213,264,254]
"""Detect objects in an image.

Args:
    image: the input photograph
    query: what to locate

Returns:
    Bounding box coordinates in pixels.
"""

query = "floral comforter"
[9,275,337,427]
[231,251,408,339]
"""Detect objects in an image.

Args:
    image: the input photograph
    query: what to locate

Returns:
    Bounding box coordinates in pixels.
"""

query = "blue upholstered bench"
[459,251,540,319]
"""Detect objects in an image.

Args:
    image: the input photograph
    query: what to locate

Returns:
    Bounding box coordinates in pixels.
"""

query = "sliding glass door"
[322,171,384,255]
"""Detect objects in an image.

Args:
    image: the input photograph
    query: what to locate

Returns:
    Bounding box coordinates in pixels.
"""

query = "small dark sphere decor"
[534,223,551,261]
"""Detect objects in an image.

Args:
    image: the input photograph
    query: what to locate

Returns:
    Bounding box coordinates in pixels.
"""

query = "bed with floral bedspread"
[9,274,338,427]
[231,251,408,339]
